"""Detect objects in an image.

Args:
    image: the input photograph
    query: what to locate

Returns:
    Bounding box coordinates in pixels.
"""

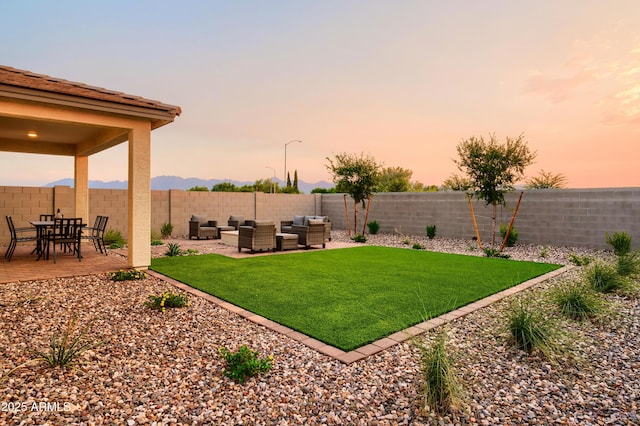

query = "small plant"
[419,330,461,414]
[160,222,174,239]
[483,248,511,259]
[506,299,557,358]
[145,290,190,312]
[166,242,183,256]
[104,229,126,249]
[567,253,593,266]
[539,246,549,258]
[550,282,606,321]
[617,251,640,277]
[499,223,518,247]
[1,316,103,382]
[606,231,632,257]
[110,269,146,281]
[584,262,627,293]
[184,248,199,256]
[366,220,380,235]
[426,225,436,240]
[218,345,273,383]
[402,237,411,245]
[151,240,164,246]
[412,242,424,250]
[351,234,367,243]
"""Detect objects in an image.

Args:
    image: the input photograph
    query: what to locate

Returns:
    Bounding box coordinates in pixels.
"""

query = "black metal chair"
[5,216,38,261]
[40,214,55,221]
[82,215,109,255]
[44,217,83,263]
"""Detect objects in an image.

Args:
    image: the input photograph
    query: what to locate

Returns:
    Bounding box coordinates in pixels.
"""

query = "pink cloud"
[522,70,596,104]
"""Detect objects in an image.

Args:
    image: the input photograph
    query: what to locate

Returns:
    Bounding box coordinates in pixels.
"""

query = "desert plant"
[218,345,273,383]
[351,234,367,243]
[426,225,436,239]
[367,220,380,235]
[506,299,556,356]
[617,251,640,277]
[166,242,182,256]
[110,269,146,281]
[567,253,593,266]
[584,262,627,293]
[412,242,424,250]
[103,229,126,249]
[484,248,511,259]
[606,231,632,257]
[151,240,164,246]
[160,222,174,239]
[145,290,190,312]
[539,246,549,258]
[550,282,606,321]
[499,223,518,247]
[419,330,461,414]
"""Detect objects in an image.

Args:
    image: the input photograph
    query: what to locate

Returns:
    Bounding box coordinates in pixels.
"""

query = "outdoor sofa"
[281,215,331,242]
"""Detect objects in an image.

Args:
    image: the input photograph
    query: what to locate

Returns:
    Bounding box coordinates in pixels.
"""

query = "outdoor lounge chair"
[238,220,276,253]
[189,215,218,239]
[290,220,326,249]
[5,216,37,261]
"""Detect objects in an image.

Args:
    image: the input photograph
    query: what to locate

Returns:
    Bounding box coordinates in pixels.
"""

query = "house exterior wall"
[1,186,638,250]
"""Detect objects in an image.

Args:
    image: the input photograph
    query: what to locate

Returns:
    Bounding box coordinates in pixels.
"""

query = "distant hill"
[45,175,333,194]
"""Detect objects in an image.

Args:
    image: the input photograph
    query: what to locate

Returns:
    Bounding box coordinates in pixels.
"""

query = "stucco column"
[127,123,151,268]
[74,155,89,222]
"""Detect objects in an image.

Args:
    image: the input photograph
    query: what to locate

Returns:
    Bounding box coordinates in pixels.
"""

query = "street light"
[265,166,276,193]
[284,139,302,187]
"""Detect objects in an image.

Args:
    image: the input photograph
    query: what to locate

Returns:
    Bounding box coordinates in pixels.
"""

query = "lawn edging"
[146,265,573,364]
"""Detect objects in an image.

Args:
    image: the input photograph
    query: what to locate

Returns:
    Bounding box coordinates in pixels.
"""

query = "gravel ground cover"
[1,233,638,425]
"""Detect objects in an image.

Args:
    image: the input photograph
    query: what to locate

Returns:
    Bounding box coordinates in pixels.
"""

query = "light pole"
[284,139,302,187]
[265,166,276,193]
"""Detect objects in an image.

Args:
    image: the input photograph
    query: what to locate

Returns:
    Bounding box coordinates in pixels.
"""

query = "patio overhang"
[0,65,181,268]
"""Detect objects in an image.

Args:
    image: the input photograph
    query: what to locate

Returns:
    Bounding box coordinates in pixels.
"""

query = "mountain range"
[45,175,333,194]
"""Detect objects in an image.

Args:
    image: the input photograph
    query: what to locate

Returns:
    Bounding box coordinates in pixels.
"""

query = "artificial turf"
[150,246,561,351]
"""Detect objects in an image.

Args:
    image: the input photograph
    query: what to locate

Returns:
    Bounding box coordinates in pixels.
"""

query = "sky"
[1,0,639,189]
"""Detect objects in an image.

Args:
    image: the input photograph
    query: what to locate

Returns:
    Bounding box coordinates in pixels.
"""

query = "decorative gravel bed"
[1,234,637,425]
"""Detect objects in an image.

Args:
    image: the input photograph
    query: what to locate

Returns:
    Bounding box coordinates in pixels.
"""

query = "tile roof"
[0,65,181,116]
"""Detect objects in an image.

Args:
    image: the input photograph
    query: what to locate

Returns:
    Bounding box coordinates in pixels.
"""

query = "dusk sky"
[1,1,639,189]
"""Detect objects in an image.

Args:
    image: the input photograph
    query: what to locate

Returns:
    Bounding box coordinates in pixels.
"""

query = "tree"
[525,170,567,189]
[377,167,412,192]
[325,152,382,236]
[293,170,299,191]
[454,133,536,247]
[440,174,473,191]
[211,182,237,192]
[188,185,209,192]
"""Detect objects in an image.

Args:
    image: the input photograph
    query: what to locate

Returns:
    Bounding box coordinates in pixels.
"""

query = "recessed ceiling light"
[27,131,38,138]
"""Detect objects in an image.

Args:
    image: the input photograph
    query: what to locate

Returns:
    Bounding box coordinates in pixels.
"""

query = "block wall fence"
[1,186,638,250]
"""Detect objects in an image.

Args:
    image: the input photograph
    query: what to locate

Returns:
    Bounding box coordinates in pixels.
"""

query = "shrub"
[506,299,556,357]
[483,248,510,259]
[151,240,164,246]
[499,223,518,247]
[366,220,380,234]
[166,242,182,256]
[219,345,273,383]
[160,222,174,239]
[584,262,627,293]
[402,237,411,245]
[412,242,424,250]
[419,330,461,414]
[103,229,126,249]
[550,282,606,321]
[426,225,436,240]
[539,246,549,258]
[567,253,593,266]
[617,251,640,277]
[145,290,190,312]
[606,231,632,256]
[110,269,146,281]
[351,234,367,243]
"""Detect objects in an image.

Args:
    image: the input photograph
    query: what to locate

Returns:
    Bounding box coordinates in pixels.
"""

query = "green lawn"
[150,246,561,351]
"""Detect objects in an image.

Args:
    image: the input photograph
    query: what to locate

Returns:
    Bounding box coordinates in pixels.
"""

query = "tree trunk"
[343,194,351,236]
[353,201,358,236]
[491,201,497,248]
[362,196,372,235]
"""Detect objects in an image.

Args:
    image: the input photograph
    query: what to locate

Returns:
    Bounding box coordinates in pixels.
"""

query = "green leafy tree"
[188,185,209,192]
[311,187,337,194]
[211,182,238,192]
[454,133,536,247]
[293,170,299,191]
[377,167,412,192]
[325,152,382,235]
[525,170,568,189]
[286,172,292,188]
[440,174,473,191]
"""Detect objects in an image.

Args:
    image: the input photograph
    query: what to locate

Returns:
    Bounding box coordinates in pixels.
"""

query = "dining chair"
[82,215,109,255]
[44,217,83,263]
[5,216,38,261]
[40,214,55,221]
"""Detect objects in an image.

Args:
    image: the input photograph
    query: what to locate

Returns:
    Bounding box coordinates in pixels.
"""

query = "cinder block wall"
[321,188,640,250]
